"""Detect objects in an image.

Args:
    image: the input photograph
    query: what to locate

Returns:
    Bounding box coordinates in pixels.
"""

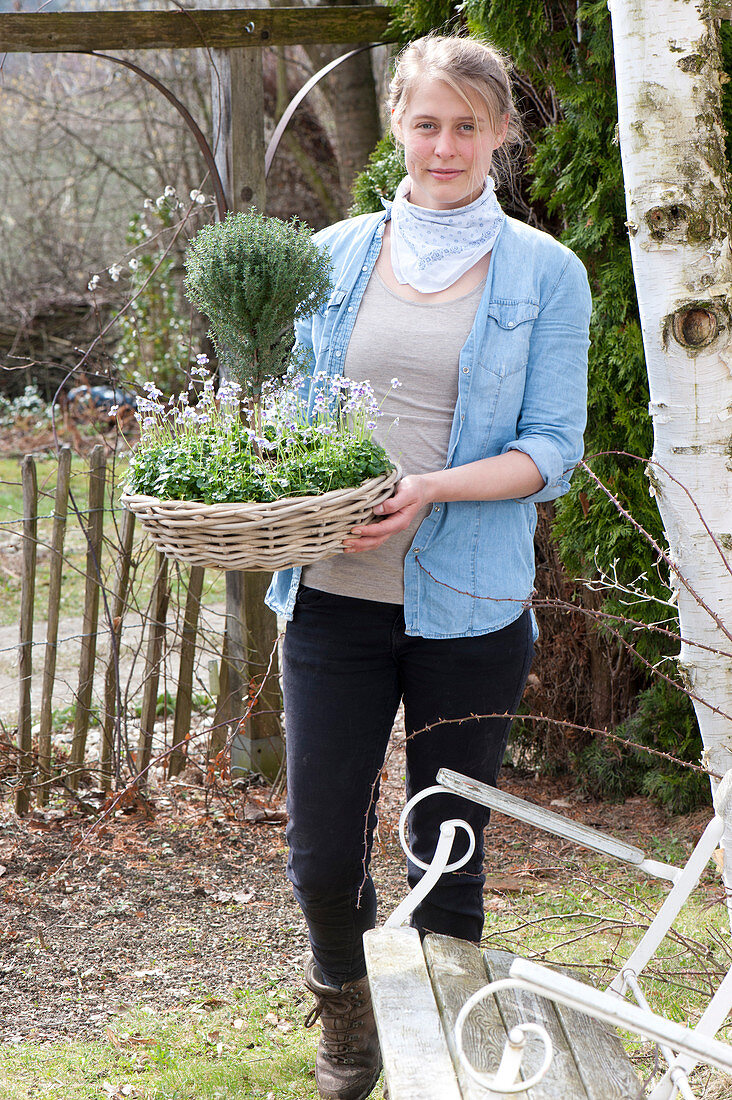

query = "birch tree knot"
[647,204,689,240]
[671,305,720,348]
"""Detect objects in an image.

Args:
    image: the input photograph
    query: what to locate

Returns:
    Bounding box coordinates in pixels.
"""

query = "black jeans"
[283,586,534,987]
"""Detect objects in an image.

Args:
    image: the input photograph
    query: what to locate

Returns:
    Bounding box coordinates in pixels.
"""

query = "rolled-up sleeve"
[502,252,591,503]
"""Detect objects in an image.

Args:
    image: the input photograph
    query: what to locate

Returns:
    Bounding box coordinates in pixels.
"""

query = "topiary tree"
[183,210,332,429]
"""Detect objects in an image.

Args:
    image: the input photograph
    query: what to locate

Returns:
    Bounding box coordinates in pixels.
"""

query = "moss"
[678,54,705,74]
[719,534,732,550]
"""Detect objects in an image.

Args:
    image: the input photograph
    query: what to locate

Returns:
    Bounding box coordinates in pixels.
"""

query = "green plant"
[114,198,194,394]
[349,133,405,215]
[183,211,333,419]
[0,384,51,428]
[126,371,395,505]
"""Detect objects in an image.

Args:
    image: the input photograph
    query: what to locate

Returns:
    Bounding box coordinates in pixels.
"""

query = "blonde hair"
[389,34,523,189]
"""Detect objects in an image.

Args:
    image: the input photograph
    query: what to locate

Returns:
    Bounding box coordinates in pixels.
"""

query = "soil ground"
[0,727,712,1044]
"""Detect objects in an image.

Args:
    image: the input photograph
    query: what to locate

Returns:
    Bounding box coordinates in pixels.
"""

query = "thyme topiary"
[183,211,333,415]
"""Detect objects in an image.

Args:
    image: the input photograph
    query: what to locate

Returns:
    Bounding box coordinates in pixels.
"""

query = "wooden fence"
[7,445,281,814]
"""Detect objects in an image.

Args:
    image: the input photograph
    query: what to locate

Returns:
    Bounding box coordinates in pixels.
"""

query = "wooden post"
[68,444,106,790]
[16,455,37,816]
[37,445,72,806]
[211,44,284,780]
[101,507,136,789]
[169,565,205,777]
[241,572,284,778]
[210,631,231,764]
[136,552,169,782]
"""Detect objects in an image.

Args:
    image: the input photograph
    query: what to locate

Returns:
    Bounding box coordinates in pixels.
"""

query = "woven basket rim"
[121,465,399,514]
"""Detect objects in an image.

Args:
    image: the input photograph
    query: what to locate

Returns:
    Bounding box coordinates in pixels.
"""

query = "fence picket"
[37,445,72,806]
[101,507,136,789]
[136,552,169,781]
[68,444,106,790]
[169,565,205,778]
[16,455,38,816]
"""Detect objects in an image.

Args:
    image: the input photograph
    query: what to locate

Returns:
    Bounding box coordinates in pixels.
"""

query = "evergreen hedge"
[349,0,708,809]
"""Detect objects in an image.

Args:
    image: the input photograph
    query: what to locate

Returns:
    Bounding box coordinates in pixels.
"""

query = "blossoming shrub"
[124,369,396,505]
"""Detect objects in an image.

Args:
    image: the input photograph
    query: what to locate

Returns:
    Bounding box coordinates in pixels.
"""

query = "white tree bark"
[607,2,732,825]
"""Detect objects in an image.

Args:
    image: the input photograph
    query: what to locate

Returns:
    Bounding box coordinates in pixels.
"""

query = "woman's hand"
[343,475,429,554]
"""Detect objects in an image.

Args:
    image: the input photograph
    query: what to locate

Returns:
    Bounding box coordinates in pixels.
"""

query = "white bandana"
[390,175,504,294]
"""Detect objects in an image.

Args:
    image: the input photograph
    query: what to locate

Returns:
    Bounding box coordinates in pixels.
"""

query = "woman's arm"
[343,451,544,554]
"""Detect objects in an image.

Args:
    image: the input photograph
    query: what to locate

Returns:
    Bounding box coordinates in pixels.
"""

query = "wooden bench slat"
[364,928,463,1100]
[483,949,589,1100]
[423,934,532,1100]
[550,995,644,1100]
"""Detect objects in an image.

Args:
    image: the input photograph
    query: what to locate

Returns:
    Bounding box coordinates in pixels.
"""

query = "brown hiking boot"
[304,957,382,1100]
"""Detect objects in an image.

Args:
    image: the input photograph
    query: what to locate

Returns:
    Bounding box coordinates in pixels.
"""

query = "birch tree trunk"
[608,1,732,854]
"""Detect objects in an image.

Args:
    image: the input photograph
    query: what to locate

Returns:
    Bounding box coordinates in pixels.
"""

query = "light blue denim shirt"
[266,206,591,639]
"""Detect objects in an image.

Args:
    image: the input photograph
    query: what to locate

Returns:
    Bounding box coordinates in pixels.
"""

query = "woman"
[266,34,591,1100]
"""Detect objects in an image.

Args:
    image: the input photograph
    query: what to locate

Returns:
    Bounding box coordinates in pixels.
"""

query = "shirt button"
[462,366,469,374]
[461,414,465,421]
[413,547,420,553]
[507,321,516,328]
[362,265,368,272]
[348,307,353,313]
[335,350,341,357]
[434,506,440,512]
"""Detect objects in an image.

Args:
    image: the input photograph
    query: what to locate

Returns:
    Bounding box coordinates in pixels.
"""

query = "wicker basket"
[121,466,400,571]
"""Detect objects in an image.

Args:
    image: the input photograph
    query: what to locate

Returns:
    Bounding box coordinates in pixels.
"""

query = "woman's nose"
[434,130,457,157]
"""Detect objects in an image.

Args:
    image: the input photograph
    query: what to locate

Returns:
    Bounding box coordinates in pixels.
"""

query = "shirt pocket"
[316,289,347,358]
[481,300,540,376]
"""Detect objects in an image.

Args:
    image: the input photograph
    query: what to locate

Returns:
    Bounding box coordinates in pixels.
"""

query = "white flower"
[390,377,402,388]
[143,198,155,211]
[195,353,209,366]
[129,257,139,271]
[156,196,166,208]
[190,189,206,204]
[164,185,176,198]
[108,404,119,418]
[87,274,100,291]
[108,263,122,282]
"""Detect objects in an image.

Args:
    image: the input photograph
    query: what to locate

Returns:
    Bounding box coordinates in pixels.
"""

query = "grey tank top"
[302,269,485,604]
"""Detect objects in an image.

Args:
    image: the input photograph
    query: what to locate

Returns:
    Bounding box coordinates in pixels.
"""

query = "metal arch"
[87,50,230,220]
[265,42,384,178]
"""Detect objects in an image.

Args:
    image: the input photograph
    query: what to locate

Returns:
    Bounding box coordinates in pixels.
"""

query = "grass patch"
[481,845,732,1092]
[0,989,388,1100]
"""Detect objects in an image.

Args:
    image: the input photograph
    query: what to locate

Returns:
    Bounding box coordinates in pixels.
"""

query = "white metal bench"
[364,767,732,1099]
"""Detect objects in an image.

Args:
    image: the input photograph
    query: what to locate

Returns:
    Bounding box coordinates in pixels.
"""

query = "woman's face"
[393,76,508,210]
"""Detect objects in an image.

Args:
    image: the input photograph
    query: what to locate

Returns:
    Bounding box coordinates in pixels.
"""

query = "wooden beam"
[0,8,395,54]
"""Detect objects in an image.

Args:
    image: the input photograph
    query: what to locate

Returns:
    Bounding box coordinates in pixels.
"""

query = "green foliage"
[126,373,395,505]
[0,383,51,427]
[720,22,732,168]
[575,682,710,813]
[183,212,333,400]
[114,202,193,394]
[349,134,405,215]
[365,0,707,806]
[128,424,393,505]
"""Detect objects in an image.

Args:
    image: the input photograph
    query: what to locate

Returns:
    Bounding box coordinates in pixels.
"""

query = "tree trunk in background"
[608,0,732,859]
[211,47,283,782]
[302,0,383,203]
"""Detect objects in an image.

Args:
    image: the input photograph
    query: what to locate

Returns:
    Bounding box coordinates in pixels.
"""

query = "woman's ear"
[495,112,510,149]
